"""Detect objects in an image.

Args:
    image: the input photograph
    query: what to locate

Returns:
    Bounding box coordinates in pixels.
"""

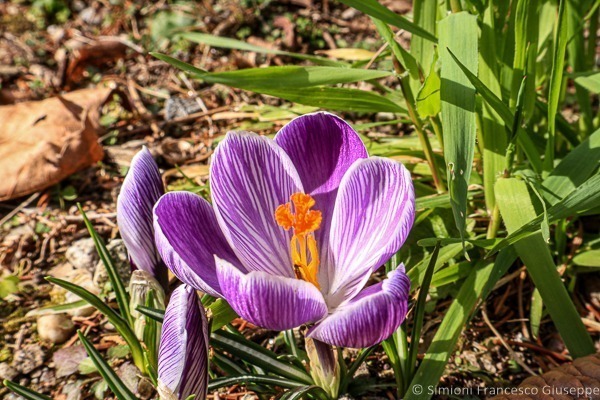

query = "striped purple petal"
[210,131,303,278]
[274,112,368,294]
[307,267,410,348]
[154,191,242,298]
[116,147,166,284]
[158,284,208,400]
[216,256,328,331]
[326,157,415,307]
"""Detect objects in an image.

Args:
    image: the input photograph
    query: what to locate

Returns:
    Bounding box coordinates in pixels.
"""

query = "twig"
[481,306,538,376]
[0,193,40,226]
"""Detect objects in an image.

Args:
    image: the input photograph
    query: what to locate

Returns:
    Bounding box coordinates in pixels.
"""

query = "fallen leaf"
[0,87,111,201]
[65,38,138,84]
[53,345,88,378]
[315,48,377,61]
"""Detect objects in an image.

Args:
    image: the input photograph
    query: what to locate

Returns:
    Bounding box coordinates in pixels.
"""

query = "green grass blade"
[490,172,600,253]
[47,277,146,372]
[479,0,507,211]
[447,49,543,173]
[530,288,543,339]
[371,18,420,82]
[207,375,303,391]
[542,127,600,204]
[511,0,539,120]
[154,58,393,90]
[136,305,164,322]
[208,298,238,332]
[574,72,600,93]
[27,300,89,316]
[411,0,437,74]
[438,12,478,245]
[495,178,594,358]
[544,0,569,174]
[405,249,517,400]
[181,32,348,67]
[211,331,313,384]
[336,0,437,43]
[77,332,138,400]
[3,380,52,400]
[152,53,405,113]
[567,0,594,134]
[78,204,132,326]
[280,385,330,400]
[407,242,468,287]
[408,242,440,379]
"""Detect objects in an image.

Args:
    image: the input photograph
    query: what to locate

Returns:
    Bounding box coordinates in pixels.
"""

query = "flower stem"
[393,59,446,193]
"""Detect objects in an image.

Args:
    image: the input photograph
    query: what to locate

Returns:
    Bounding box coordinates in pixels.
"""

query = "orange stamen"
[275,193,322,288]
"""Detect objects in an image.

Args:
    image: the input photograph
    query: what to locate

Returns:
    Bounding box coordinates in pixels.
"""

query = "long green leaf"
[47,277,146,372]
[405,249,516,400]
[408,242,440,379]
[479,0,507,211]
[208,298,238,332]
[438,12,478,245]
[152,53,404,113]
[78,332,138,400]
[280,385,330,400]
[136,305,164,322]
[211,331,313,384]
[78,204,132,326]
[542,127,600,204]
[181,32,348,67]
[495,178,594,358]
[447,50,543,173]
[574,72,600,93]
[372,18,420,82]
[336,0,437,43]
[544,0,569,173]
[3,380,52,400]
[207,375,303,391]
[411,0,437,75]
[490,172,600,253]
[156,60,393,90]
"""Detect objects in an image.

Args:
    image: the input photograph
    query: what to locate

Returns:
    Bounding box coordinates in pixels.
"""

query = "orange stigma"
[275,193,322,288]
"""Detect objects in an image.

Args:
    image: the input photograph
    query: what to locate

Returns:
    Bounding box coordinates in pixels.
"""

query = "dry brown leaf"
[0,87,111,201]
[489,353,600,400]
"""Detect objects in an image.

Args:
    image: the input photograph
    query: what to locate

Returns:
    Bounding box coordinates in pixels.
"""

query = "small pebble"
[13,344,44,374]
[0,362,18,380]
[37,314,74,344]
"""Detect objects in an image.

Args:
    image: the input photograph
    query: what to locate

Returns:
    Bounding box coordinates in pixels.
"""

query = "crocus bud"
[117,147,169,291]
[306,337,340,399]
[158,284,208,400]
[129,270,166,341]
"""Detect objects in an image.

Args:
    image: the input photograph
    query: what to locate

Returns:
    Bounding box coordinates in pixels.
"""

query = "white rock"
[37,314,74,344]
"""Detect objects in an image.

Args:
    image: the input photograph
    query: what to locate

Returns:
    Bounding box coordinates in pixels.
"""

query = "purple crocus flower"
[117,147,169,290]
[158,284,208,400]
[154,112,414,348]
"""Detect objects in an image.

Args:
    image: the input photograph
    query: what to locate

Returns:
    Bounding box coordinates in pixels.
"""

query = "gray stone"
[0,362,18,380]
[117,362,140,394]
[93,239,131,288]
[12,344,45,374]
[65,238,98,271]
[63,380,83,400]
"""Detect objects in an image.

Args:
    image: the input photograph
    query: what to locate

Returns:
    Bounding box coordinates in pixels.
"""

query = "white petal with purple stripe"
[216,256,328,331]
[158,284,208,399]
[307,268,410,348]
[117,147,165,278]
[154,191,242,297]
[326,157,415,306]
[210,132,304,277]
